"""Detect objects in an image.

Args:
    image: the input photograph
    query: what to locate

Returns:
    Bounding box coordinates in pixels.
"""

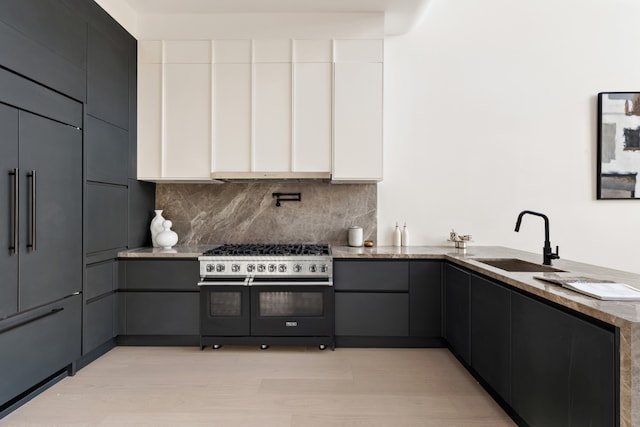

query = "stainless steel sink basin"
[474,258,565,273]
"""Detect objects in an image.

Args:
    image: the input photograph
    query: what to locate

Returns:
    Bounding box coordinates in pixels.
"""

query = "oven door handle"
[198,277,252,287]
[250,281,333,287]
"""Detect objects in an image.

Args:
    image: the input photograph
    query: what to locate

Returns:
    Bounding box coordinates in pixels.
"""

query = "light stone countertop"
[117,246,212,258]
[119,243,640,426]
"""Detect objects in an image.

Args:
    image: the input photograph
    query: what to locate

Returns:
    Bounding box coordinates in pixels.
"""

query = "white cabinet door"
[212,63,252,172]
[163,63,211,179]
[254,63,292,172]
[293,63,332,173]
[333,62,383,182]
[137,62,162,179]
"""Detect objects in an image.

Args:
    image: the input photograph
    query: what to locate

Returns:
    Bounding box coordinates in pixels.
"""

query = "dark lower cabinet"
[119,260,200,343]
[121,292,199,336]
[84,260,117,355]
[0,294,81,408]
[409,260,441,338]
[511,292,616,427]
[335,293,409,336]
[443,263,470,364]
[334,259,442,347]
[470,274,511,403]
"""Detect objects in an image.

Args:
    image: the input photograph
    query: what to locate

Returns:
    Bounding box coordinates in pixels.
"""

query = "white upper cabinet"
[293,40,332,174]
[137,38,382,182]
[253,40,292,173]
[164,41,211,179]
[137,40,212,181]
[332,39,383,182]
[137,41,162,180]
[212,41,251,173]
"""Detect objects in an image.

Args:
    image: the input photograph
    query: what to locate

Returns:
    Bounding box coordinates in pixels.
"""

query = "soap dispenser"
[401,222,409,247]
[392,222,401,247]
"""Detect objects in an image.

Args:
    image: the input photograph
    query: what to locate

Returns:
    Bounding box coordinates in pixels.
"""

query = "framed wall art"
[598,92,640,199]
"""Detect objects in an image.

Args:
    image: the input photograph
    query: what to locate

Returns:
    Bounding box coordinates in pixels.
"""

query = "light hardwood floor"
[3,347,515,426]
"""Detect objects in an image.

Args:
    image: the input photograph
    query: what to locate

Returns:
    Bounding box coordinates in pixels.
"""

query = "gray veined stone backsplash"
[155,183,377,246]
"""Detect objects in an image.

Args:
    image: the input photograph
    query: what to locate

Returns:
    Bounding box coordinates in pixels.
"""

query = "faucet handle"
[551,245,560,260]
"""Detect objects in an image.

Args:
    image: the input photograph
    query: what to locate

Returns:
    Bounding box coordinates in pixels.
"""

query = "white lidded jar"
[348,226,364,247]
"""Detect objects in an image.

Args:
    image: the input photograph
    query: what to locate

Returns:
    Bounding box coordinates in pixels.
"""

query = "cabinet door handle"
[9,168,18,254]
[27,170,36,252]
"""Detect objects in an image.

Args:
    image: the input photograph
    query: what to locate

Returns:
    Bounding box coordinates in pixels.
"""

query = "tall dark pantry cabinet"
[0,0,154,417]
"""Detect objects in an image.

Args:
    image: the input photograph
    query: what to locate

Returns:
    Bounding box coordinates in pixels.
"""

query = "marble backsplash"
[155,182,377,246]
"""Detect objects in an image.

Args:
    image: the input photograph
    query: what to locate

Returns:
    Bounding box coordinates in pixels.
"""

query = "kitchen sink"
[474,258,565,273]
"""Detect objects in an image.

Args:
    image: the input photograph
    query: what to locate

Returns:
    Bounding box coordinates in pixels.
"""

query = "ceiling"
[109,0,431,36]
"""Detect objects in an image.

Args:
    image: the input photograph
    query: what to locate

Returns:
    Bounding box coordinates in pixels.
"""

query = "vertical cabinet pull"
[27,170,36,252]
[9,168,18,254]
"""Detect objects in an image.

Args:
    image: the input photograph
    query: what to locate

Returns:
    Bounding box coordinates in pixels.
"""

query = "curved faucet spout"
[515,210,549,242]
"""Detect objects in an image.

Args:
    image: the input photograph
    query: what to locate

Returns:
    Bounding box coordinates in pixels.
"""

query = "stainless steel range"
[198,244,334,350]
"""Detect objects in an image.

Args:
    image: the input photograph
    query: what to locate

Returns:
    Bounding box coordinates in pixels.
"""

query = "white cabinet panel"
[213,63,252,173]
[293,63,331,173]
[254,63,292,172]
[164,63,211,179]
[137,63,162,179]
[333,62,383,182]
[335,39,383,62]
[164,41,211,64]
[214,40,251,63]
[138,40,162,64]
[253,40,291,63]
[294,40,332,63]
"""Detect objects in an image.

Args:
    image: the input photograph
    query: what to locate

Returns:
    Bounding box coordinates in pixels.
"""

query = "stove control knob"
[320,264,329,273]
[309,264,317,273]
[293,264,303,273]
[231,264,241,273]
[258,264,266,273]
[206,264,214,272]
[278,264,287,273]
[247,264,256,273]
[216,264,225,273]
[268,264,277,273]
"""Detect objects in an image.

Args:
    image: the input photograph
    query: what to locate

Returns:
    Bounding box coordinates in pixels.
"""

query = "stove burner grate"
[203,243,330,257]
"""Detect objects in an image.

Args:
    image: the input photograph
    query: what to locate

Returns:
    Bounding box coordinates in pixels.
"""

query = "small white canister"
[348,226,364,247]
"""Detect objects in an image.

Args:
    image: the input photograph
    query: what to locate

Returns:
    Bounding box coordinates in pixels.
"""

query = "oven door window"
[258,291,324,317]
[210,291,242,317]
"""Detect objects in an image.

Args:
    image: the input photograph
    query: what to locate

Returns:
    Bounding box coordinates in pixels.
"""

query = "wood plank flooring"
[2,347,515,426]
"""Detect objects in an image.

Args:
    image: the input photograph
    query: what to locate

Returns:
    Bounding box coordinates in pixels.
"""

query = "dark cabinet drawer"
[121,260,200,291]
[0,294,81,405]
[335,293,409,336]
[121,292,199,335]
[334,260,409,291]
[84,294,116,354]
[86,260,115,300]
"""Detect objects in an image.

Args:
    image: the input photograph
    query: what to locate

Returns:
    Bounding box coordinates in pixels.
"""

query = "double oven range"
[198,244,334,350]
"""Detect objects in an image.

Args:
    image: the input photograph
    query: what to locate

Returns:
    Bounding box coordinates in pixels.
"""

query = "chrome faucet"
[514,210,560,266]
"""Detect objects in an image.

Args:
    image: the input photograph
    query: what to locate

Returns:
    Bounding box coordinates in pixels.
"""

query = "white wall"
[380,0,640,273]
